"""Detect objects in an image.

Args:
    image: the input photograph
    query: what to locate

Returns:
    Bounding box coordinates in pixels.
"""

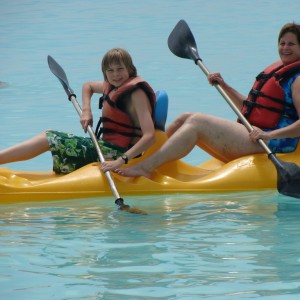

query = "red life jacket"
[95,76,156,149]
[239,61,300,128]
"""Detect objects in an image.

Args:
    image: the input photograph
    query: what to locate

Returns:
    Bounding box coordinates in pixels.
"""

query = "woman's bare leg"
[117,113,264,178]
[165,112,193,137]
[0,132,50,164]
[117,115,201,178]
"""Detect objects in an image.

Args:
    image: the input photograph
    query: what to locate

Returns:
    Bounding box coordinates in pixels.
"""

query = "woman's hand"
[249,126,271,142]
[207,72,225,86]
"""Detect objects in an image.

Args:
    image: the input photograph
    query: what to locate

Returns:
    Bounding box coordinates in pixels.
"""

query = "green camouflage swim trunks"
[46,130,126,174]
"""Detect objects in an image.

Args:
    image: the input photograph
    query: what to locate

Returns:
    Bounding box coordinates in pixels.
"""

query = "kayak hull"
[1,131,299,203]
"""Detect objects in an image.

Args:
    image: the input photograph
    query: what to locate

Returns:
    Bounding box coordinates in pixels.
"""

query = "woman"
[117,22,300,179]
[0,48,156,174]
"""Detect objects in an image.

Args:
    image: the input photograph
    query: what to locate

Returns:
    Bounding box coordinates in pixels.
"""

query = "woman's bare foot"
[115,163,152,179]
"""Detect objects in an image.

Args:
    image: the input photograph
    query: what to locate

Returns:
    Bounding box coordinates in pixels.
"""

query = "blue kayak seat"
[154,90,168,131]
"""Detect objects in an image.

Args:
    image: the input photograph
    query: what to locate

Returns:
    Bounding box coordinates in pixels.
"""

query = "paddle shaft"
[69,94,122,200]
[195,59,273,156]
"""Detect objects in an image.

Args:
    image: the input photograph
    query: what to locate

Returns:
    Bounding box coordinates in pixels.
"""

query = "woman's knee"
[184,113,218,138]
[186,112,206,126]
[180,112,194,120]
[173,112,194,125]
[166,112,194,136]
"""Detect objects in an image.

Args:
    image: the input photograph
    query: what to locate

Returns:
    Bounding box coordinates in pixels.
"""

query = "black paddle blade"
[47,55,74,98]
[168,19,200,63]
[115,198,148,215]
[271,157,300,198]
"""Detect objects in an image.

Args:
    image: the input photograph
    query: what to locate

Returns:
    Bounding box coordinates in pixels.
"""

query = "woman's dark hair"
[278,22,300,44]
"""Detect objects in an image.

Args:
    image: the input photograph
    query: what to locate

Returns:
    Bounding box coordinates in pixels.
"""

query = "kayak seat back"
[154,90,168,131]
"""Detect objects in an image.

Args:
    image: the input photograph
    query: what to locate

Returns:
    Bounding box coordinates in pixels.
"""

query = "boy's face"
[105,62,130,87]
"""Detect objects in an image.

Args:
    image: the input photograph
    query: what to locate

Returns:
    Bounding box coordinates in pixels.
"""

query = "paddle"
[47,55,147,214]
[167,19,300,198]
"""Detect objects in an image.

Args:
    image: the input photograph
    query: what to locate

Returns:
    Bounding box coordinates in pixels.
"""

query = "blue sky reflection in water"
[1,0,300,299]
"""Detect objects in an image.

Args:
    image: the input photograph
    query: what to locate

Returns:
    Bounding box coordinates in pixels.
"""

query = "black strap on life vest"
[243,99,298,120]
[245,65,300,119]
[95,117,142,139]
[99,95,116,109]
[255,64,283,81]
[275,64,300,83]
[247,89,295,109]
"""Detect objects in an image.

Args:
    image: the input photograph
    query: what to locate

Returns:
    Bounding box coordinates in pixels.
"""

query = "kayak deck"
[1,131,299,203]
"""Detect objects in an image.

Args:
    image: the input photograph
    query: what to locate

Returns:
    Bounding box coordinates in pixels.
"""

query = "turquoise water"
[1,0,300,299]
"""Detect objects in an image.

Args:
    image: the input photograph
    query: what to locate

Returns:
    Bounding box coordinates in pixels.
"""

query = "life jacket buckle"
[250,89,260,96]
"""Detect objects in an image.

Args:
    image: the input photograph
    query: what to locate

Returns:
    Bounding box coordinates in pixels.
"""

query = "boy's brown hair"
[101,48,137,81]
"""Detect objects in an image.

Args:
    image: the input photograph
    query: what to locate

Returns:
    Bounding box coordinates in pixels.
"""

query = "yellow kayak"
[1,130,299,204]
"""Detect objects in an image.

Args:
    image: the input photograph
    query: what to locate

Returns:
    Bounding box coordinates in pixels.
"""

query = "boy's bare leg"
[0,132,50,164]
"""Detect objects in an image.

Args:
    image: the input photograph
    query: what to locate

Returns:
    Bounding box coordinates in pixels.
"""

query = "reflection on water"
[1,192,300,298]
